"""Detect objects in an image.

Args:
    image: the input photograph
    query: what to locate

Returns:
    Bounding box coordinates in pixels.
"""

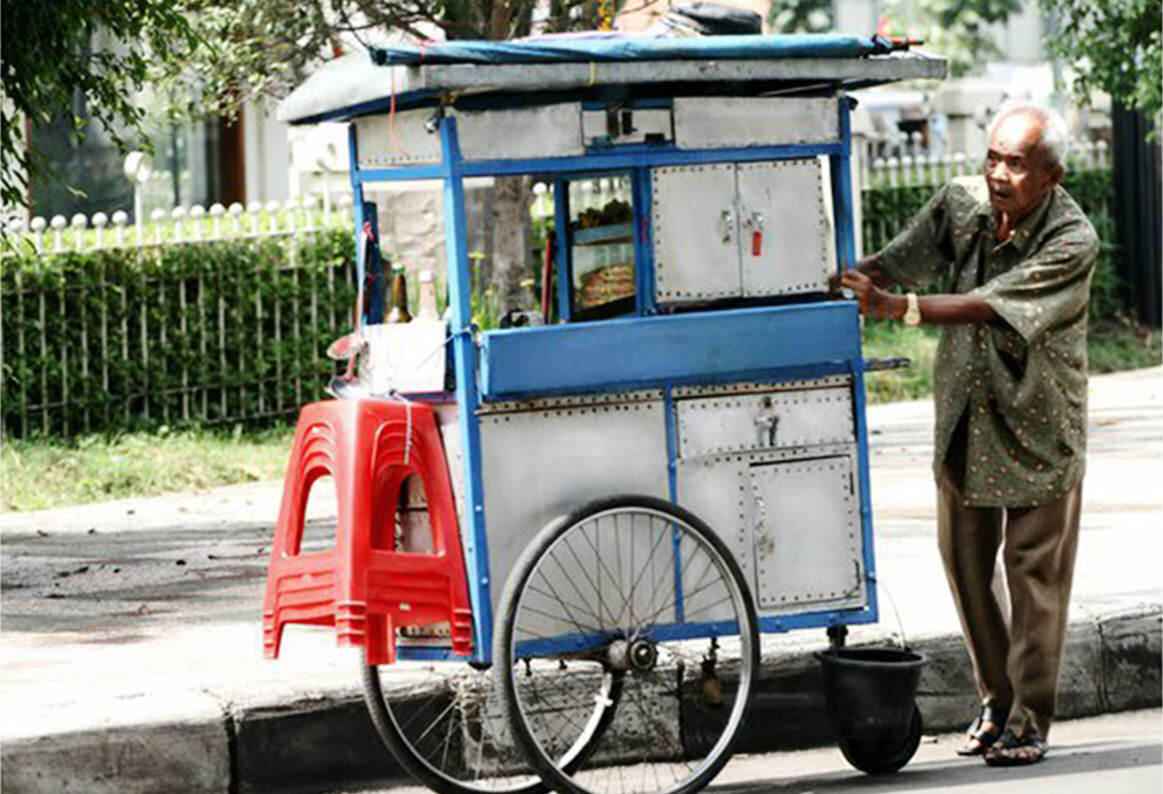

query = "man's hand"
[840,269,905,320]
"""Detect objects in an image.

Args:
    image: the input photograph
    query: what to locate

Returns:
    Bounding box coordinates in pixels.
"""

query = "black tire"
[838,705,923,775]
[495,495,760,794]
[361,659,544,794]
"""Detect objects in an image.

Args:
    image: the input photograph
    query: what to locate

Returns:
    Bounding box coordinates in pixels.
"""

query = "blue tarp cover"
[369,34,895,66]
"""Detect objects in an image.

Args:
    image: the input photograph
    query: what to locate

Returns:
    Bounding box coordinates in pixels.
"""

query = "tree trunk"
[488,175,533,315]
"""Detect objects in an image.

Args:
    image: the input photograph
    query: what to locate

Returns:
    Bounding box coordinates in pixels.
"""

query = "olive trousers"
[936,474,1083,741]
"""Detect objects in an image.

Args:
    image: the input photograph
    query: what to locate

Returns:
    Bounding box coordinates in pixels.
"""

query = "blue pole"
[439,116,495,663]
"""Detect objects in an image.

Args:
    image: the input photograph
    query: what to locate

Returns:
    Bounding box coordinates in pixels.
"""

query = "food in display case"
[569,178,636,316]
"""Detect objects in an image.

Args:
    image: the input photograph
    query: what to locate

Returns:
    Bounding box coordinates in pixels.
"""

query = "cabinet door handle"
[754,412,779,446]
[719,209,735,245]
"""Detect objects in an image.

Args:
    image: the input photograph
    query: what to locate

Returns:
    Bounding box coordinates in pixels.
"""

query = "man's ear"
[1048,161,1065,187]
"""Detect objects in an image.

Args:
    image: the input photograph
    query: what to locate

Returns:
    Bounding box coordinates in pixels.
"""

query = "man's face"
[983,111,1061,221]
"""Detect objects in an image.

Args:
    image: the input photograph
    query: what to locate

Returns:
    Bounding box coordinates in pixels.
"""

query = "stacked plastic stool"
[262,398,474,665]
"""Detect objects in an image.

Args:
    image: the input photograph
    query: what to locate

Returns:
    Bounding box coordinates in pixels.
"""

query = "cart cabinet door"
[748,456,863,610]
[737,159,834,298]
[652,164,740,302]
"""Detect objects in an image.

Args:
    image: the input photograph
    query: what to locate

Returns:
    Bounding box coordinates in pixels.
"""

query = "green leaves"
[1,230,355,438]
[1039,0,1161,123]
[0,0,203,206]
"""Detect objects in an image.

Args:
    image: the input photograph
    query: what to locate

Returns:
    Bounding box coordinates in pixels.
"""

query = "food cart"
[265,33,946,794]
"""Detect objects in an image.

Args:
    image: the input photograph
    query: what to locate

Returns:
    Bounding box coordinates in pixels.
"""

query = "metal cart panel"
[676,385,855,458]
[737,159,834,297]
[652,163,740,301]
[478,397,669,615]
[673,97,838,149]
[749,454,863,610]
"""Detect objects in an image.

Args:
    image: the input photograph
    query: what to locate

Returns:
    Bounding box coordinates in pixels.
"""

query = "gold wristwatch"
[903,292,922,326]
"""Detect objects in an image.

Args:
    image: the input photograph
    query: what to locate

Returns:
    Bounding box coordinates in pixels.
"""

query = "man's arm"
[840,269,998,325]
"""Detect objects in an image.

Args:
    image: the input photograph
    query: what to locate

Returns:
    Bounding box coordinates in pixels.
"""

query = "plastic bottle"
[386,264,412,323]
[417,270,439,320]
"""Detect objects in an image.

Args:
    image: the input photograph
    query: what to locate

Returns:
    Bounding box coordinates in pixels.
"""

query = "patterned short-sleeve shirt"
[877,177,1098,507]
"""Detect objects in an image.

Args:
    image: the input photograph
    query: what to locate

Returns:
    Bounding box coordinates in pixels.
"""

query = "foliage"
[0,0,200,208]
[767,0,833,33]
[176,0,601,123]
[861,321,941,404]
[1038,0,1161,124]
[0,425,295,512]
[861,168,1126,323]
[0,229,355,438]
[877,0,1021,77]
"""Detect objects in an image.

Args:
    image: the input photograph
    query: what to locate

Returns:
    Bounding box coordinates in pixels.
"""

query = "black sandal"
[984,729,1048,766]
[956,706,1008,756]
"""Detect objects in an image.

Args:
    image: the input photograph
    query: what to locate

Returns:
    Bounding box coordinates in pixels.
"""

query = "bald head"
[984,103,1066,224]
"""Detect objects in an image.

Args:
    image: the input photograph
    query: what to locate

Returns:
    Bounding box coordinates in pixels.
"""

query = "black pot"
[815,647,927,775]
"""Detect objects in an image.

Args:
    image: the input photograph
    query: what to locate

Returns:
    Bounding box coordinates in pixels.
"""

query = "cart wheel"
[362,660,544,794]
[496,495,759,794]
[837,705,923,776]
[363,656,622,794]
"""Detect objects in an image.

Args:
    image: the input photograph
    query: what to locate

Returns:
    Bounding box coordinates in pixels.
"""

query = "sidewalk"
[2,368,1160,793]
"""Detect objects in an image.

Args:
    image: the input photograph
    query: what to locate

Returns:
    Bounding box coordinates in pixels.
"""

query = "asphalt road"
[314,709,1162,794]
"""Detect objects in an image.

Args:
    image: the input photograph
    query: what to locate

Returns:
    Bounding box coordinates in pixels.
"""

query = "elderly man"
[840,102,1098,766]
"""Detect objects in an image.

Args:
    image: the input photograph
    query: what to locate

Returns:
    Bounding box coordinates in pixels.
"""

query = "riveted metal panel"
[737,159,833,298]
[670,374,851,399]
[354,111,442,166]
[676,386,854,459]
[675,457,752,589]
[749,455,863,610]
[673,97,838,149]
[651,164,740,302]
[479,396,668,615]
[457,104,584,161]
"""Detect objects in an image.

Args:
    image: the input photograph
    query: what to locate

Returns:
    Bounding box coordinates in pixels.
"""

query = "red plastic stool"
[262,398,473,665]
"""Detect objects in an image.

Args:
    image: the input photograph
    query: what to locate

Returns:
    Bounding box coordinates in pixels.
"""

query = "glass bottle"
[386,264,412,323]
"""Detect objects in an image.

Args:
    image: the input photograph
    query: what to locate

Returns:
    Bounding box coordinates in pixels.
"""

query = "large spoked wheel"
[362,659,544,794]
[363,653,622,794]
[496,495,760,794]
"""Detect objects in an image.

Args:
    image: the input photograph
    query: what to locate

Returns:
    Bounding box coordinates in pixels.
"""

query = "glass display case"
[567,173,635,320]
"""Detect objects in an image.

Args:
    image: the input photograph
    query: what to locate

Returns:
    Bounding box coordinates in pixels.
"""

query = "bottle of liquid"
[386,264,412,323]
[417,270,439,320]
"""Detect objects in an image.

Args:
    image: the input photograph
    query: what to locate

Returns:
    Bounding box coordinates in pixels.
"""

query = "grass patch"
[861,320,941,404]
[861,317,1161,404]
[1086,318,1162,373]
[1,425,295,512]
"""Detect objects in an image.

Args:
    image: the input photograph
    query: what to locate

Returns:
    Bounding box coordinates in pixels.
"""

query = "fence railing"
[858,133,1112,188]
[1,204,356,438]
[2,194,356,256]
[857,135,1114,256]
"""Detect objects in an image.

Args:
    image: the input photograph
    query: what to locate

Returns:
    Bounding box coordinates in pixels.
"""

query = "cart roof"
[278,33,946,125]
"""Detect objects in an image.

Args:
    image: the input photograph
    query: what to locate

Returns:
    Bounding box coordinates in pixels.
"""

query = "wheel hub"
[629,639,657,672]
[606,637,658,672]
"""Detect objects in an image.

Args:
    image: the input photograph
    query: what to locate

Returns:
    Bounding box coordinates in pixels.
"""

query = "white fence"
[2,194,356,255]
[858,133,1112,189]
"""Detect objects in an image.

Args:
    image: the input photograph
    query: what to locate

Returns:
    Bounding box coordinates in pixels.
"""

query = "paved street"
[313,709,1163,794]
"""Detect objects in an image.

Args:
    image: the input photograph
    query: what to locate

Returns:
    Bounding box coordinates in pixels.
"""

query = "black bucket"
[815,647,927,774]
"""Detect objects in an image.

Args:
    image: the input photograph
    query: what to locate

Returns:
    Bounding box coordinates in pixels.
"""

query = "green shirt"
[877,177,1098,507]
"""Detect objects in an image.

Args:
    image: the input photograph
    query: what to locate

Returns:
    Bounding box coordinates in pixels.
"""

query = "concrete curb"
[4,607,1159,793]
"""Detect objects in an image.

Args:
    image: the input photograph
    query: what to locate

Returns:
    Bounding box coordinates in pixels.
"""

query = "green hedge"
[1,230,355,438]
[861,170,1122,322]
